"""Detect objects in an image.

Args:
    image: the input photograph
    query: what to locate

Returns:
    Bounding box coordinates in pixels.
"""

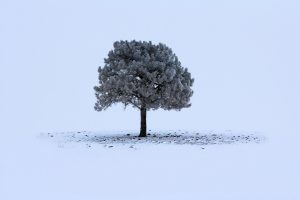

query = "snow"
[1,131,299,200]
[1,0,300,199]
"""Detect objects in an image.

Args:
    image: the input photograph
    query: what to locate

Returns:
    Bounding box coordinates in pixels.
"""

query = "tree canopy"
[94,40,194,112]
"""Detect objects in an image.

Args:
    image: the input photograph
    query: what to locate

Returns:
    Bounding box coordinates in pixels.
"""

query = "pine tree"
[94,40,194,137]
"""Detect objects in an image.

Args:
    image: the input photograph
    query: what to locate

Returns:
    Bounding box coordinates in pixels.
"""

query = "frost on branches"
[94,40,194,137]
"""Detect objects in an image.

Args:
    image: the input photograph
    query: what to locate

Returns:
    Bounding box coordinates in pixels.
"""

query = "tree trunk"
[139,105,147,137]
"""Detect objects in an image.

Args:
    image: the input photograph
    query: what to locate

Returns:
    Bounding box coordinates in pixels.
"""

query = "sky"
[1,0,300,137]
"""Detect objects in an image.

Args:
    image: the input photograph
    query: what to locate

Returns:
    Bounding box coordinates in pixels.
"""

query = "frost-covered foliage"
[94,40,194,111]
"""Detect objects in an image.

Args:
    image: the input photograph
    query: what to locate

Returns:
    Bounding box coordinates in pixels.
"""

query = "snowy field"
[1,0,300,199]
[1,130,300,200]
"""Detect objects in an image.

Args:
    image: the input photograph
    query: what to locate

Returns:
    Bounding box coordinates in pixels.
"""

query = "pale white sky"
[1,0,299,136]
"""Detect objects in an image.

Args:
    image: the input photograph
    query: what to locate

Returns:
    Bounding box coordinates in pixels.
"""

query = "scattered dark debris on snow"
[41,130,264,148]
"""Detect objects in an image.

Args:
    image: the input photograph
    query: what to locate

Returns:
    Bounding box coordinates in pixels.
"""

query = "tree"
[94,40,194,137]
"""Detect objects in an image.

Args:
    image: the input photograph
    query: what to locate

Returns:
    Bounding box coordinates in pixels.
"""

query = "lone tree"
[94,40,194,137]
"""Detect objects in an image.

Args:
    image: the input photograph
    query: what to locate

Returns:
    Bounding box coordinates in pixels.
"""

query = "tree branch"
[127,99,141,109]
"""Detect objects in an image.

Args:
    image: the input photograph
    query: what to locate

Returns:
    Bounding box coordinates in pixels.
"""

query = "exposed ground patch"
[40,130,264,148]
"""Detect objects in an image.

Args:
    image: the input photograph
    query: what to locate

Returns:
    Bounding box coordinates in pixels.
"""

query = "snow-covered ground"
[1,130,300,200]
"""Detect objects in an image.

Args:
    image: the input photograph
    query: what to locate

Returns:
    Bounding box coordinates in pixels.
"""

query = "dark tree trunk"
[139,105,147,137]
